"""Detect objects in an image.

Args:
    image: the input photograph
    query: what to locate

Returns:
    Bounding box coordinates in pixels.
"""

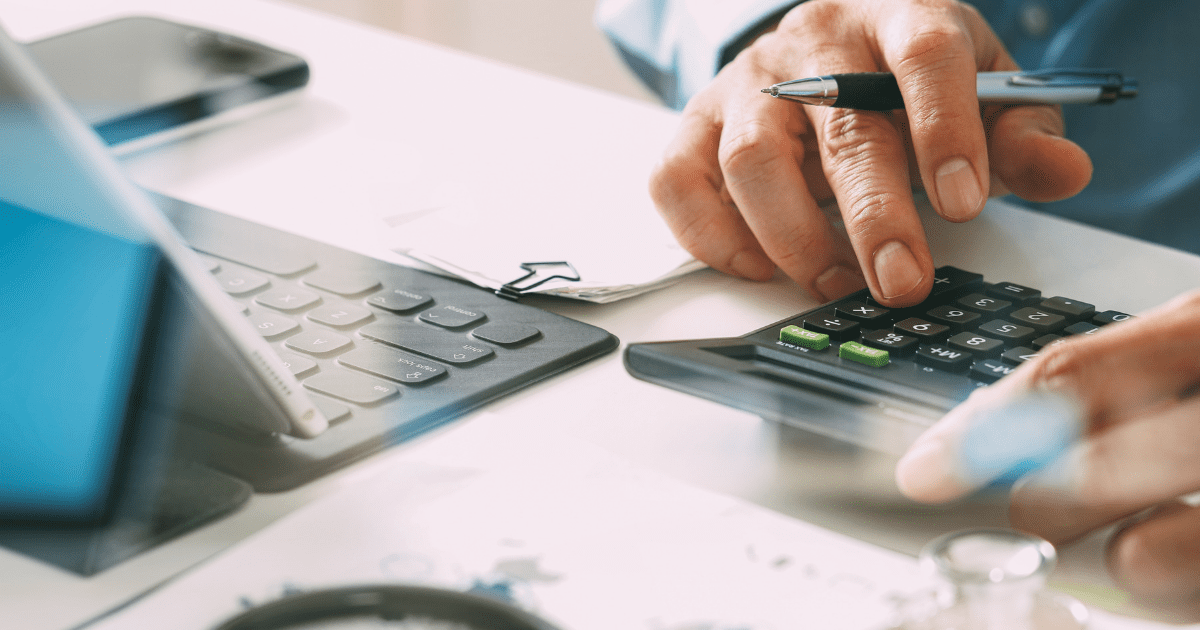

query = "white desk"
[4,1,1200,628]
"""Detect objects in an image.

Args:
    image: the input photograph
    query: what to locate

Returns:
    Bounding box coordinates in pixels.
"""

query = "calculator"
[624,266,1131,452]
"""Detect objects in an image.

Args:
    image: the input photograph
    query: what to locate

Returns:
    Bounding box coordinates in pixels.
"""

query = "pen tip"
[761,87,778,96]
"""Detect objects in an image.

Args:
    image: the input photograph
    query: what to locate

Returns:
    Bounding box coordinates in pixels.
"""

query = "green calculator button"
[839,341,889,367]
[780,325,829,350]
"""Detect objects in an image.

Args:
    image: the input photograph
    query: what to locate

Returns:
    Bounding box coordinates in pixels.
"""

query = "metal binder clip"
[496,261,580,301]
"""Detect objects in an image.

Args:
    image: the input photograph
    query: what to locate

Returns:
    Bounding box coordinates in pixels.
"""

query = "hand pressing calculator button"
[625,265,1137,453]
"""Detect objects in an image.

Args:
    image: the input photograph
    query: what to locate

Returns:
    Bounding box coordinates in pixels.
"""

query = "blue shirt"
[597,0,1200,256]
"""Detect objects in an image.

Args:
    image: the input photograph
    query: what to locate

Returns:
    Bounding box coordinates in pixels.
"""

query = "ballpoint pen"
[761,69,1137,110]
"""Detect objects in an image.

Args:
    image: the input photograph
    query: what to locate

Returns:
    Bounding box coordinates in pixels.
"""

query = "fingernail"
[896,437,960,502]
[873,240,923,300]
[815,264,865,301]
[959,392,1082,487]
[729,250,774,280]
[935,157,984,221]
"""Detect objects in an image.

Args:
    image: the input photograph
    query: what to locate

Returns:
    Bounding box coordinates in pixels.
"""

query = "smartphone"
[25,16,309,155]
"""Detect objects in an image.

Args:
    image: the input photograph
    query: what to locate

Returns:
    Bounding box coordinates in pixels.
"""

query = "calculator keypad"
[775,266,1131,388]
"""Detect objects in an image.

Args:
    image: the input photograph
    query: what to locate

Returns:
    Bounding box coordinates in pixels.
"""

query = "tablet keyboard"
[624,266,1131,452]
[157,194,618,491]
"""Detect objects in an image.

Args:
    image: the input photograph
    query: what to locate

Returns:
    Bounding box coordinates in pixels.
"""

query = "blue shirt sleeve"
[595,0,803,109]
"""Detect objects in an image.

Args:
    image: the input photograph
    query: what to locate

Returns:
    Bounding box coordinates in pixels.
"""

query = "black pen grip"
[830,72,905,110]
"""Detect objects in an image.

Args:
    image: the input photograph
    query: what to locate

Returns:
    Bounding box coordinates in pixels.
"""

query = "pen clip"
[1009,68,1137,101]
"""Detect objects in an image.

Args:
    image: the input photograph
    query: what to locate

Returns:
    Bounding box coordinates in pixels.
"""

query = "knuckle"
[890,23,973,79]
[717,120,791,180]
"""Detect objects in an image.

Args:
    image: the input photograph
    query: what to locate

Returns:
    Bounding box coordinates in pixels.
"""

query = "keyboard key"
[255,287,322,312]
[839,341,889,367]
[367,288,433,313]
[1000,346,1041,365]
[972,359,1017,383]
[311,397,351,424]
[1039,296,1095,319]
[473,322,541,346]
[1063,321,1101,336]
[359,321,495,364]
[303,369,399,405]
[915,345,972,372]
[247,311,299,340]
[302,268,382,296]
[861,329,919,356]
[957,293,1012,315]
[285,330,354,355]
[926,304,981,329]
[986,282,1041,304]
[834,301,890,324]
[215,267,269,295]
[275,350,318,378]
[895,318,949,343]
[802,310,860,341]
[947,332,1003,357]
[978,319,1036,344]
[308,303,374,328]
[420,305,486,329]
[780,325,830,350]
[1008,307,1067,333]
[1094,310,1133,325]
[338,343,447,384]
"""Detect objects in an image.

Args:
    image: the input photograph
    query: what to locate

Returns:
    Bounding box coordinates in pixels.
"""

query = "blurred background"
[278,0,659,105]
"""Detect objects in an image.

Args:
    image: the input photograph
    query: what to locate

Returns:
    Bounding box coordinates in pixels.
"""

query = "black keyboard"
[624,266,1131,452]
[156,194,618,491]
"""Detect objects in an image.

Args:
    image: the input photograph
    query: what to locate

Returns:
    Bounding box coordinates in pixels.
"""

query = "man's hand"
[895,291,1200,606]
[650,0,1092,306]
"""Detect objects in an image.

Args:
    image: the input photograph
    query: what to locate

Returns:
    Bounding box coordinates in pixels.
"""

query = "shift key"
[359,321,494,364]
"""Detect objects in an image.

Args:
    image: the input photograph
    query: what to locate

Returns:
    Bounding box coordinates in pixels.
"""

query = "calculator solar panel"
[624,266,1130,452]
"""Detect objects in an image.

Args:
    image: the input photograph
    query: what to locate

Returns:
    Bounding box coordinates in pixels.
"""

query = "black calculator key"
[1039,297,1095,319]
[1008,307,1067,333]
[915,345,972,372]
[420,305,486,329]
[835,301,891,324]
[978,319,1036,344]
[802,310,860,341]
[947,332,1003,357]
[861,329,919,356]
[1094,310,1133,325]
[1063,321,1101,336]
[1000,346,1041,365]
[972,359,1017,383]
[1031,334,1066,349]
[895,317,949,343]
[987,282,1041,304]
[957,293,1012,315]
[367,288,433,313]
[925,304,981,329]
[928,266,984,299]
